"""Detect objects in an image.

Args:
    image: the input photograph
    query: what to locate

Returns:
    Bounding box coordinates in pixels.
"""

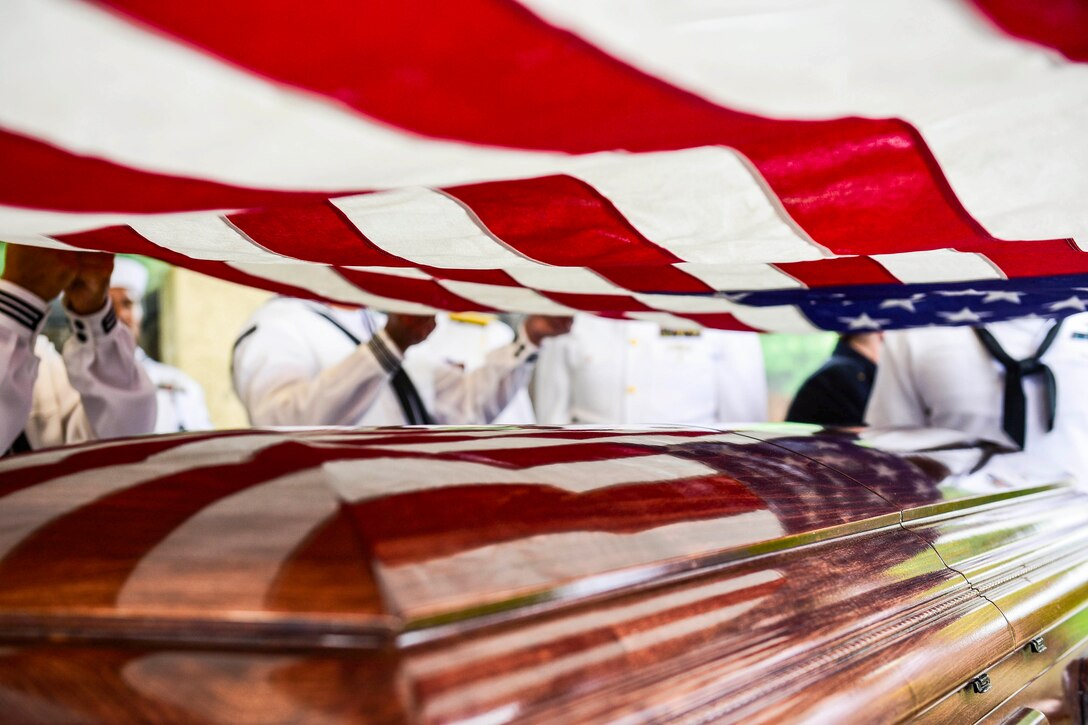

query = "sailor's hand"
[1,244,80,303]
[385,314,437,353]
[64,252,115,316]
[524,315,573,346]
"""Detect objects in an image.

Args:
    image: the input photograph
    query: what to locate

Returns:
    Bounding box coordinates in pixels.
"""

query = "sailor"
[0,244,156,455]
[865,314,1088,483]
[231,296,569,426]
[533,314,768,425]
[109,258,213,433]
[786,332,882,427]
[404,312,536,424]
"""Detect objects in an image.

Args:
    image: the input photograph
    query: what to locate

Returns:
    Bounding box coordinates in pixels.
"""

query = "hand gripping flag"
[1,0,1086,332]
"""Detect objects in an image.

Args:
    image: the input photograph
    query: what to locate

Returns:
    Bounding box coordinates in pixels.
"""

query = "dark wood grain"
[0,645,406,724]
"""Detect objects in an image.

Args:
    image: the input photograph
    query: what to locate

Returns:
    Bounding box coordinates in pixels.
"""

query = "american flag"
[1,0,1086,332]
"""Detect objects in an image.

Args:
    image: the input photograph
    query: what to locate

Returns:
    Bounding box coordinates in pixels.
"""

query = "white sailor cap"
[110,257,149,299]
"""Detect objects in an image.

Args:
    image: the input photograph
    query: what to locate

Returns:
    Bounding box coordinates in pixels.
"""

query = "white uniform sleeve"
[233,320,400,427]
[715,332,769,423]
[532,334,574,424]
[182,381,214,431]
[0,280,47,452]
[430,329,540,425]
[61,297,157,440]
[864,331,928,428]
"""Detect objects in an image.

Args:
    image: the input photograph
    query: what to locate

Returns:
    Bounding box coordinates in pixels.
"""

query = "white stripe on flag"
[571,147,823,264]
[0,0,571,190]
[117,469,340,611]
[0,230,84,251]
[332,189,538,269]
[436,281,579,314]
[727,305,821,334]
[678,262,803,292]
[633,293,754,314]
[518,0,1088,248]
[623,311,716,330]
[130,213,281,262]
[873,250,1004,284]
[505,266,626,295]
[637,293,822,333]
[340,266,435,280]
[0,205,166,238]
[228,262,441,314]
[627,303,821,334]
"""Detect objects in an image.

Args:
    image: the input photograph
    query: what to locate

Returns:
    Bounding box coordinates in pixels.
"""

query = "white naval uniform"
[866,314,1088,485]
[231,298,540,427]
[0,279,156,453]
[137,349,213,433]
[404,314,536,424]
[534,315,768,426]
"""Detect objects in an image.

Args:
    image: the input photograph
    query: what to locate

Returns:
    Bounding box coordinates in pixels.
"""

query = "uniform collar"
[833,338,877,375]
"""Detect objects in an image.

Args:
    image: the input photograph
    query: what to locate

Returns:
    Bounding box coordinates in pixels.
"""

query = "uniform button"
[626,386,637,394]
[74,320,85,330]
[76,333,87,343]
[629,339,638,346]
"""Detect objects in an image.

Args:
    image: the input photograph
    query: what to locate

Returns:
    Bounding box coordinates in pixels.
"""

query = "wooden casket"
[1,425,1087,723]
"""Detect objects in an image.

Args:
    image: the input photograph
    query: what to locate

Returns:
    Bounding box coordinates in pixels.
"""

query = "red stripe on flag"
[967,239,1088,278]
[594,265,714,294]
[0,127,328,213]
[227,200,409,267]
[443,175,679,267]
[54,226,339,303]
[419,268,523,287]
[98,0,1019,256]
[969,0,1088,62]
[538,292,654,313]
[775,257,902,288]
[334,268,497,311]
[677,314,761,333]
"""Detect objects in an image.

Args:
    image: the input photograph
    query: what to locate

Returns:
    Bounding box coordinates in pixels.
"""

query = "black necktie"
[390,368,433,425]
[309,307,433,425]
[973,320,1063,449]
[3,431,32,458]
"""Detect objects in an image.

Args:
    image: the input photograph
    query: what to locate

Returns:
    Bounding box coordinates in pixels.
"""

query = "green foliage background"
[761,332,837,414]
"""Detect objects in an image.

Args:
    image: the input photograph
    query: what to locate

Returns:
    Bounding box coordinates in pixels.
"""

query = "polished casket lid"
[4,425,1088,724]
[0,425,1071,648]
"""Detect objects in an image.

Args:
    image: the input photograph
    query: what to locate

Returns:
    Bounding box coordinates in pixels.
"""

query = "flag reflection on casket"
[1,425,1087,722]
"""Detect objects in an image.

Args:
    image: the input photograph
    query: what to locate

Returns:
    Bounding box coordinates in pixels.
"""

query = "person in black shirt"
[786,332,882,426]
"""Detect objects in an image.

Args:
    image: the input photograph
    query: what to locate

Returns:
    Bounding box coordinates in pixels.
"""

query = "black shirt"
[786,339,876,427]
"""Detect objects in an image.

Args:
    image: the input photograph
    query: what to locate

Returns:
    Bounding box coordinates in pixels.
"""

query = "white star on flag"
[938,307,990,323]
[880,294,926,313]
[1048,296,1088,312]
[936,289,988,297]
[981,291,1024,304]
[839,313,891,330]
